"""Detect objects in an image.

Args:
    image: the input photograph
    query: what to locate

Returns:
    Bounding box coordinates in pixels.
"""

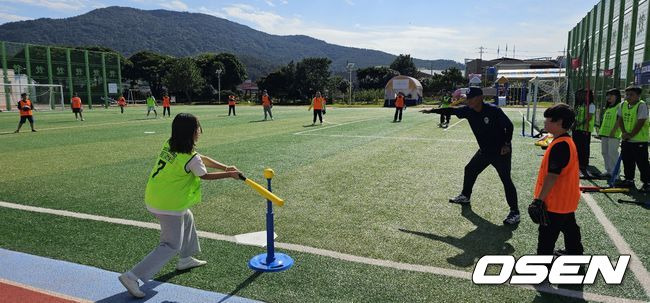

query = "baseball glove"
[528,199,549,226]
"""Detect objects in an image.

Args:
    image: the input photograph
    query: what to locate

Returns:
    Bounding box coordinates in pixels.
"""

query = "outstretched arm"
[200,155,237,171]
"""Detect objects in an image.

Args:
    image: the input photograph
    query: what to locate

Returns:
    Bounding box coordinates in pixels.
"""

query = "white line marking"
[443,119,466,131]
[293,117,382,135]
[0,200,642,303]
[581,192,650,297]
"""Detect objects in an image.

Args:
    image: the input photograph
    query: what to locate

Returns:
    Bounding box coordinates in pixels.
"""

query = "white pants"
[601,137,620,177]
[130,210,200,281]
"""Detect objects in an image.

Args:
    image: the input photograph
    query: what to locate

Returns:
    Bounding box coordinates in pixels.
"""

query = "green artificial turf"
[0,105,648,301]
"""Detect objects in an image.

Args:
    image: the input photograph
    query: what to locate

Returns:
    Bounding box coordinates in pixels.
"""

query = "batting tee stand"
[248,168,294,272]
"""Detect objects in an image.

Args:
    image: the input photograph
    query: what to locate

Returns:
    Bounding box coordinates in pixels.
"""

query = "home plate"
[144,131,155,134]
[234,231,277,247]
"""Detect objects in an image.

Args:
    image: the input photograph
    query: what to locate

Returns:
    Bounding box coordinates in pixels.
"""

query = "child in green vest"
[614,86,650,191]
[146,93,158,118]
[573,89,595,178]
[119,113,241,298]
[598,89,622,180]
[438,95,452,128]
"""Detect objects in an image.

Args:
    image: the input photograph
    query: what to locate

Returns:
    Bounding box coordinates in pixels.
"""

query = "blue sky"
[0,0,596,62]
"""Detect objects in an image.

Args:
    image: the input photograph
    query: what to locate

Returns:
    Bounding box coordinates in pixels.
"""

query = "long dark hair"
[169,113,201,154]
[605,88,621,108]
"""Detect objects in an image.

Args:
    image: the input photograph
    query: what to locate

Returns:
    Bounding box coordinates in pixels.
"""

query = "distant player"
[71,92,84,121]
[117,94,127,114]
[308,91,326,125]
[14,93,36,133]
[393,92,405,122]
[119,113,241,298]
[439,94,452,128]
[261,90,273,120]
[162,93,171,117]
[228,95,237,116]
[146,93,158,118]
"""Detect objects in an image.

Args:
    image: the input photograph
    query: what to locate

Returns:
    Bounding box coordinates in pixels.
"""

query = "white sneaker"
[176,257,207,271]
[449,194,470,204]
[118,272,145,298]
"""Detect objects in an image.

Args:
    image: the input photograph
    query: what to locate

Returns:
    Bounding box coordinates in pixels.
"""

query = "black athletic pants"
[163,106,170,117]
[461,150,519,212]
[313,109,323,123]
[537,212,583,255]
[120,106,124,114]
[394,107,403,121]
[572,130,591,169]
[621,141,650,184]
[229,105,236,116]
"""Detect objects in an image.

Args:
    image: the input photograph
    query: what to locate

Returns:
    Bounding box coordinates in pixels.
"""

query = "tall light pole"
[215,68,222,104]
[346,62,355,105]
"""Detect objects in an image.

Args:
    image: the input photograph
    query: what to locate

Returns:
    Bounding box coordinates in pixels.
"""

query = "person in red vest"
[117,94,127,114]
[261,90,273,120]
[71,92,84,121]
[531,103,583,257]
[308,91,326,125]
[162,93,171,117]
[228,95,237,116]
[393,92,405,122]
[14,93,36,133]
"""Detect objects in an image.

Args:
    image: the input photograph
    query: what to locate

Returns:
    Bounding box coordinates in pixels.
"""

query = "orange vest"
[19,99,32,116]
[228,96,236,106]
[534,136,580,214]
[395,96,405,108]
[118,97,126,106]
[262,95,271,106]
[71,97,82,109]
[312,97,325,110]
[162,96,170,107]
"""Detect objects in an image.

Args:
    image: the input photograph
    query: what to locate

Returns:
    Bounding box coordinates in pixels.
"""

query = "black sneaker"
[614,179,636,189]
[503,211,520,225]
[449,194,470,204]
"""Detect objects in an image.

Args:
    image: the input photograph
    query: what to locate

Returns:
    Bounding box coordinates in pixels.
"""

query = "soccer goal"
[1,83,65,111]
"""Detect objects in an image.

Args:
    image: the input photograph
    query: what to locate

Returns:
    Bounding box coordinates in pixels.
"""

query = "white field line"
[0,200,644,303]
[1,119,160,134]
[581,192,650,297]
[443,119,466,131]
[293,117,382,135]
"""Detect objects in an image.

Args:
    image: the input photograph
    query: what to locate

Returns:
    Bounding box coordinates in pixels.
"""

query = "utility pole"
[478,46,485,60]
[216,69,222,104]
[346,62,355,105]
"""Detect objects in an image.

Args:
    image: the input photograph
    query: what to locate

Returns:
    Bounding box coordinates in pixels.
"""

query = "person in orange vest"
[71,92,84,121]
[308,91,326,125]
[162,93,171,117]
[393,92,405,122]
[530,103,583,256]
[261,90,273,120]
[228,95,237,116]
[14,93,36,133]
[117,94,127,114]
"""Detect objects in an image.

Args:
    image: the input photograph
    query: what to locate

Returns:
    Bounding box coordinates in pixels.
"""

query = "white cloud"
[0,11,31,23]
[159,0,188,11]
[190,3,566,62]
[264,0,274,7]
[0,0,89,11]
[344,0,354,6]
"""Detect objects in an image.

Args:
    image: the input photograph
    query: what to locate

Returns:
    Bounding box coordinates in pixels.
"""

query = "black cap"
[466,87,483,99]
[20,93,27,96]
[625,85,642,95]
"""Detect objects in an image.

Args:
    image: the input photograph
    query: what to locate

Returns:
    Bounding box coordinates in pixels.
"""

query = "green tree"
[215,53,248,91]
[356,66,399,89]
[125,51,171,97]
[390,54,418,77]
[257,61,296,101]
[163,57,204,102]
[294,57,332,99]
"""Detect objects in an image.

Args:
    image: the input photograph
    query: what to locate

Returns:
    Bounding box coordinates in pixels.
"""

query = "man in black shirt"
[421,87,520,224]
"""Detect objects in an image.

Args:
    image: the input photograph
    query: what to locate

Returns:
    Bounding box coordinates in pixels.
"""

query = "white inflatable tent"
[384,75,423,107]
